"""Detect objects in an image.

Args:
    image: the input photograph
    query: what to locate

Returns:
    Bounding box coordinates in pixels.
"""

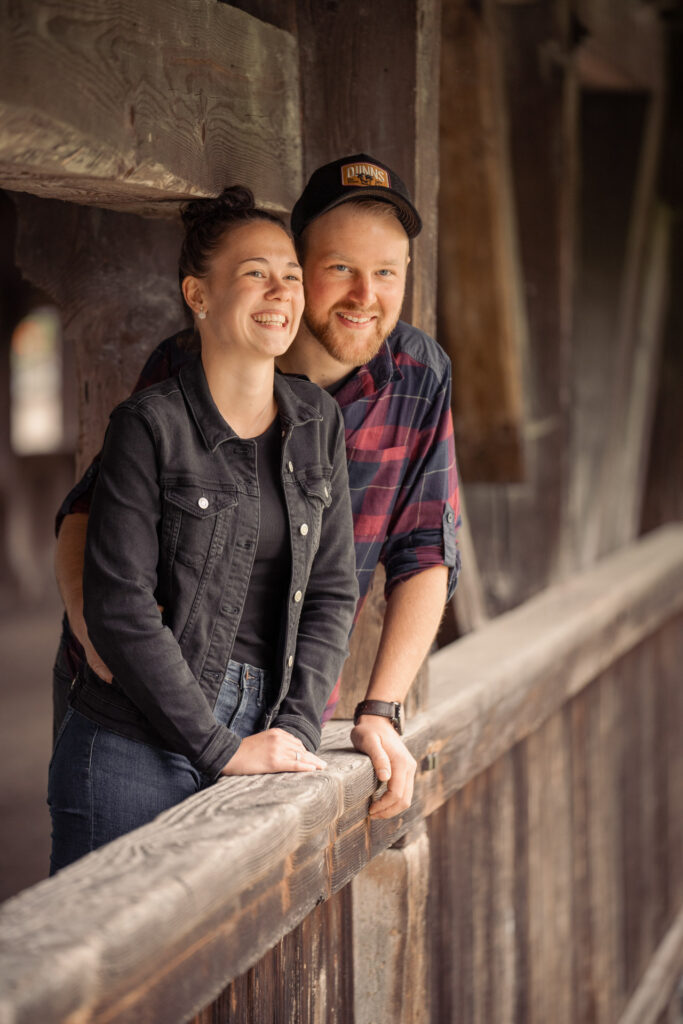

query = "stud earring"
[198,307,207,320]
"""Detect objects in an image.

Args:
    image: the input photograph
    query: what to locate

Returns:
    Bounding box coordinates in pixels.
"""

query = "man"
[54,153,460,820]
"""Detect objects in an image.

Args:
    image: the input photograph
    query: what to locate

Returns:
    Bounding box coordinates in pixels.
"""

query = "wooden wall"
[438,0,676,623]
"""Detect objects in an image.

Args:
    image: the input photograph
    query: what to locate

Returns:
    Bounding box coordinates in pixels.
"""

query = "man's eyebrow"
[238,256,302,269]
[322,252,404,266]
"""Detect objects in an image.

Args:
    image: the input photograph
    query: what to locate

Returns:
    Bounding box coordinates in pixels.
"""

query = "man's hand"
[55,513,114,681]
[351,715,417,820]
[221,728,327,776]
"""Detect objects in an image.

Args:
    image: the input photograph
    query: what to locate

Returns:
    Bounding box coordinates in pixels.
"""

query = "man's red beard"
[302,304,398,367]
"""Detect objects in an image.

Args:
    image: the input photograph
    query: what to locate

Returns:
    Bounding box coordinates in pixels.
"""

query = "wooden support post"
[295,1,442,714]
[10,192,185,473]
[351,822,430,1024]
[438,0,527,483]
[458,2,575,612]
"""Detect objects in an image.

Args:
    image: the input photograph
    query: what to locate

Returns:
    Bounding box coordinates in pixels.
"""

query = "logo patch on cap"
[341,162,391,189]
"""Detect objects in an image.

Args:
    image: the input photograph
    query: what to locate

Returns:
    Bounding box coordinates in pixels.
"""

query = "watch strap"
[353,699,403,734]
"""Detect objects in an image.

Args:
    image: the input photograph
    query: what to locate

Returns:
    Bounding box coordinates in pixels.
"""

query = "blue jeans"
[48,660,270,874]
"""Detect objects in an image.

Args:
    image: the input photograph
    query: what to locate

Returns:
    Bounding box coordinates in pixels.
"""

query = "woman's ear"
[182,276,204,316]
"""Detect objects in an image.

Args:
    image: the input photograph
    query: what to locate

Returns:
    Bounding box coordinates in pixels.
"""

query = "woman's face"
[185,220,304,361]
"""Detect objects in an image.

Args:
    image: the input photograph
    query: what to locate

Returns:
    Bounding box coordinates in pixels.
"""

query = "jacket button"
[293,590,302,603]
[287,654,294,668]
[299,523,309,536]
[198,496,209,509]
[288,460,294,472]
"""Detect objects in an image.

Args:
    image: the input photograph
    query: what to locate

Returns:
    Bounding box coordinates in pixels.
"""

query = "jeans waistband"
[224,659,271,688]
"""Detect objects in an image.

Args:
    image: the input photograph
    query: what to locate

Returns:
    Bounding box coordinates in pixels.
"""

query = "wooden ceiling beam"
[0,0,302,214]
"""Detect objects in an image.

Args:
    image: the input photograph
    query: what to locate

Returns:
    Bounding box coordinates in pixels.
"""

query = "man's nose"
[347,273,376,307]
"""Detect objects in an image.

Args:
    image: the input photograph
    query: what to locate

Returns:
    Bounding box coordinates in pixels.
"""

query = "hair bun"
[181,186,256,231]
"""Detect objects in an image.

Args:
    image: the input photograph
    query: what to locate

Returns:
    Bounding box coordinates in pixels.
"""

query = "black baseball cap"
[290,153,422,239]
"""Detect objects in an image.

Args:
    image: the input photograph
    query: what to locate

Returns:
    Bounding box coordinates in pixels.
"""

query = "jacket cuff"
[197,726,242,779]
[271,715,320,753]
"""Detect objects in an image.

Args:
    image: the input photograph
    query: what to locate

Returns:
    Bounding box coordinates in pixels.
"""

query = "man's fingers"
[354,730,392,782]
[369,748,417,819]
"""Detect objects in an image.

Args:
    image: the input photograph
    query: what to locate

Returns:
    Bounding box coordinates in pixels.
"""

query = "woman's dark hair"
[178,186,289,300]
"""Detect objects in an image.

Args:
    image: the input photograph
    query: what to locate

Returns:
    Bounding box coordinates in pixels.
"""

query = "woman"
[48,187,358,872]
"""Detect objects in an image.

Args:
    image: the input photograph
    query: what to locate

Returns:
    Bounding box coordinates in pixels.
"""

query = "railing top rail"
[1,524,682,1024]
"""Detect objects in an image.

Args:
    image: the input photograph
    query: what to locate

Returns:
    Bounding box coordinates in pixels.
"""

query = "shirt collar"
[179,355,322,452]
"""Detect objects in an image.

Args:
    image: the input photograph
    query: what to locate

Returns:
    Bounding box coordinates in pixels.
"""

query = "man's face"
[300,204,410,368]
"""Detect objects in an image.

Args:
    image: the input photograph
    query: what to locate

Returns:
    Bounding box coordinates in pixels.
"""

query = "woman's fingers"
[221,730,326,775]
[287,746,327,772]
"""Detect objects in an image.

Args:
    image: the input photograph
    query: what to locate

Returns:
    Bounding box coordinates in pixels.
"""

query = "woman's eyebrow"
[238,256,302,269]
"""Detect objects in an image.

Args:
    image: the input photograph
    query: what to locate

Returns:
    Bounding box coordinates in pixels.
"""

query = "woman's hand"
[220,728,327,776]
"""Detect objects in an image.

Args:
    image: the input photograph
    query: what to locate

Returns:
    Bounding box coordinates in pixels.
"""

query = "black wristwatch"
[353,699,404,735]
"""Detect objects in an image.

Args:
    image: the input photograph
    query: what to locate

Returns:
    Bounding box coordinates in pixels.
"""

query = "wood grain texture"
[526,712,574,1024]
[0,0,301,212]
[11,192,186,474]
[617,907,683,1024]
[438,0,526,482]
[0,527,682,1023]
[461,2,573,612]
[295,0,439,334]
[351,823,430,1024]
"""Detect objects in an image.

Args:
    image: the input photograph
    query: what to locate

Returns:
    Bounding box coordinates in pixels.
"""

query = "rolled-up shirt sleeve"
[83,406,239,777]
[380,359,461,601]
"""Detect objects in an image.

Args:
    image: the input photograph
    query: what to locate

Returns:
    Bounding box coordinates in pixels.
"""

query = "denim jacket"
[78,355,358,778]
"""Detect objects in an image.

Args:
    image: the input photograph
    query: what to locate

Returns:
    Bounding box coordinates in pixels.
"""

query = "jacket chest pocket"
[162,484,238,569]
[294,468,332,553]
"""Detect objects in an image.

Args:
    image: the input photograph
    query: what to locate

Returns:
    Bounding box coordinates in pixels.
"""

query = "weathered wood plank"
[641,217,683,532]
[462,2,573,611]
[0,0,301,212]
[617,906,683,1024]
[438,0,526,482]
[587,666,625,1023]
[295,0,439,334]
[351,823,430,1024]
[0,527,682,1023]
[489,753,517,1024]
[526,712,574,1024]
[425,525,683,801]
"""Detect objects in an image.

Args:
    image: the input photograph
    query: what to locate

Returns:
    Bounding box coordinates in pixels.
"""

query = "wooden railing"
[1,525,682,1024]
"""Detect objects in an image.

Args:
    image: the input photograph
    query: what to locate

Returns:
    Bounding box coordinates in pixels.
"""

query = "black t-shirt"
[231,416,291,673]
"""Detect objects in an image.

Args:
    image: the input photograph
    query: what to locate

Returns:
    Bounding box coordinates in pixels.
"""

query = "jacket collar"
[179,354,322,452]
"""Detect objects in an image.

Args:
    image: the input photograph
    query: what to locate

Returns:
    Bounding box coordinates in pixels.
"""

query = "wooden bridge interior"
[0,1,681,1022]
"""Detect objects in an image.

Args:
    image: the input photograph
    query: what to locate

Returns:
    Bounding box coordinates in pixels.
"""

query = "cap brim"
[304,188,422,239]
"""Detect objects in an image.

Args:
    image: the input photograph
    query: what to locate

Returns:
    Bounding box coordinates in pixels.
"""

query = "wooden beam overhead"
[0,0,302,214]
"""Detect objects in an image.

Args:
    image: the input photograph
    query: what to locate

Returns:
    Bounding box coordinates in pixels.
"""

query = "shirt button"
[447,511,454,523]
[293,590,302,603]
[299,523,309,536]
[287,654,294,668]
[198,496,209,509]
[288,461,294,473]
